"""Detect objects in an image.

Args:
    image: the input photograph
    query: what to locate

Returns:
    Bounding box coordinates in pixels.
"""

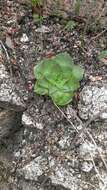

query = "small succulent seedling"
[75,0,81,15]
[34,52,84,106]
[98,50,107,59]
[65,20,77,31]
[33,13,43,23]
[98,50,107,65]
[31,0,42,6]
[31,0,43,24]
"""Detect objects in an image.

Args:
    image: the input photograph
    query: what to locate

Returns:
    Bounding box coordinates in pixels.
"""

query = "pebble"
[20,33,29,42]
[81,161,93,172]
[35,25,50,33]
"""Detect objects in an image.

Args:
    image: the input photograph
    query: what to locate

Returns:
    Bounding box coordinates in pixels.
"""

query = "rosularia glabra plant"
[34,52,84,106]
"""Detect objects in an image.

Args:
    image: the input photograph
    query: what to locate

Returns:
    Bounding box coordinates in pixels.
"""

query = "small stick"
[90,152,104,185]
[90,28,107,42]
[0,40,10,62]
[55,105,107,173]
[0,40,13,77]
[55,103,79,134]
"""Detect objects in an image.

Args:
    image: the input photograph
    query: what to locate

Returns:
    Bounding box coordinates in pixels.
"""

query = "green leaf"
[53,52,74,68]
[98,50,107,59]
[51,90,74,106]
[72,65,84,80]
[32,0,42,6]
[37,78,50,89]
[34,52,84,106]
[63,78,80,92]
[34,61,43,79]
[65,20,77,31]
[33,14,43,23]
[45,62,61,82]
[34,82,48,95]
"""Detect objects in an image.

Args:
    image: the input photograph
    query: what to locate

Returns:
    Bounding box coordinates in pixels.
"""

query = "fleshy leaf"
[98,50,107,59]
[53,52,74,67]
[34,61,44,79]
[34,82,48,95]
[65,20,77,31]
[34,52,84,106]
[63,77,80,92]
[37,78,50,89]
[51,90,74,106]
[72,65,84,81]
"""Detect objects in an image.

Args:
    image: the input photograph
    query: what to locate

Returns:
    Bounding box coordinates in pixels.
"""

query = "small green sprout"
[33,13,43,23]
[98,50,107,59]
[98,50,107,65]
[34,52,84,106]
[31,0,42,6]
[75,0,81,15]
[65,20,77,31]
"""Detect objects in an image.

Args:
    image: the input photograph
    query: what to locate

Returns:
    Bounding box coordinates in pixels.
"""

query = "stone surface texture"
[0,64,26,138]
[78,81,107,120]
[0,0,107,190]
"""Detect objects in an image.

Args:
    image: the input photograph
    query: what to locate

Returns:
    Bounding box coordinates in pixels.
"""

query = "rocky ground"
[0,0,107,190]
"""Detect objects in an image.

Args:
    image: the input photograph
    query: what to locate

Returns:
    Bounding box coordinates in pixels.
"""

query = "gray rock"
[0,79,25,111]
[78,81,107,120]
[18,180,42,190]
[49,164,81,190]
[0,64,26,111]
[16,100,83,190]
[79,141,97,158]
[0,64,9,79]
[35,25,50,33]
[0,64,26,139]
[22,99,63,130]
[0,109,22,138]
[58,136,70,149]
[17,156,46,181]
[20,33,29,43]
[17,155,81,190]
[99,170,107,190]
[15,97,107,190]
[81,161,93,172]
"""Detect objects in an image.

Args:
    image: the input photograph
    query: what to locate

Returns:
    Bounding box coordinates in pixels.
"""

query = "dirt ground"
[0,1,107,190]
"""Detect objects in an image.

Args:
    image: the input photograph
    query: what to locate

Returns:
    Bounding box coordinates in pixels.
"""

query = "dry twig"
[90,28,107,42]
[55,104,107,186]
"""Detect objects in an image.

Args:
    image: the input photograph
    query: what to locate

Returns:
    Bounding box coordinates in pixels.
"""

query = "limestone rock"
[0,64,26,111]
[0,109,22,138]
[0,64,26,139]
[17,155,81,190]
[17,156,46,181]
[78,81,107,120]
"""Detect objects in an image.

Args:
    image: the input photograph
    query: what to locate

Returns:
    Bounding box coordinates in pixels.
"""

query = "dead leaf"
[89,75,102,82]
[100,58,107,65]
[5,35,14,49]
